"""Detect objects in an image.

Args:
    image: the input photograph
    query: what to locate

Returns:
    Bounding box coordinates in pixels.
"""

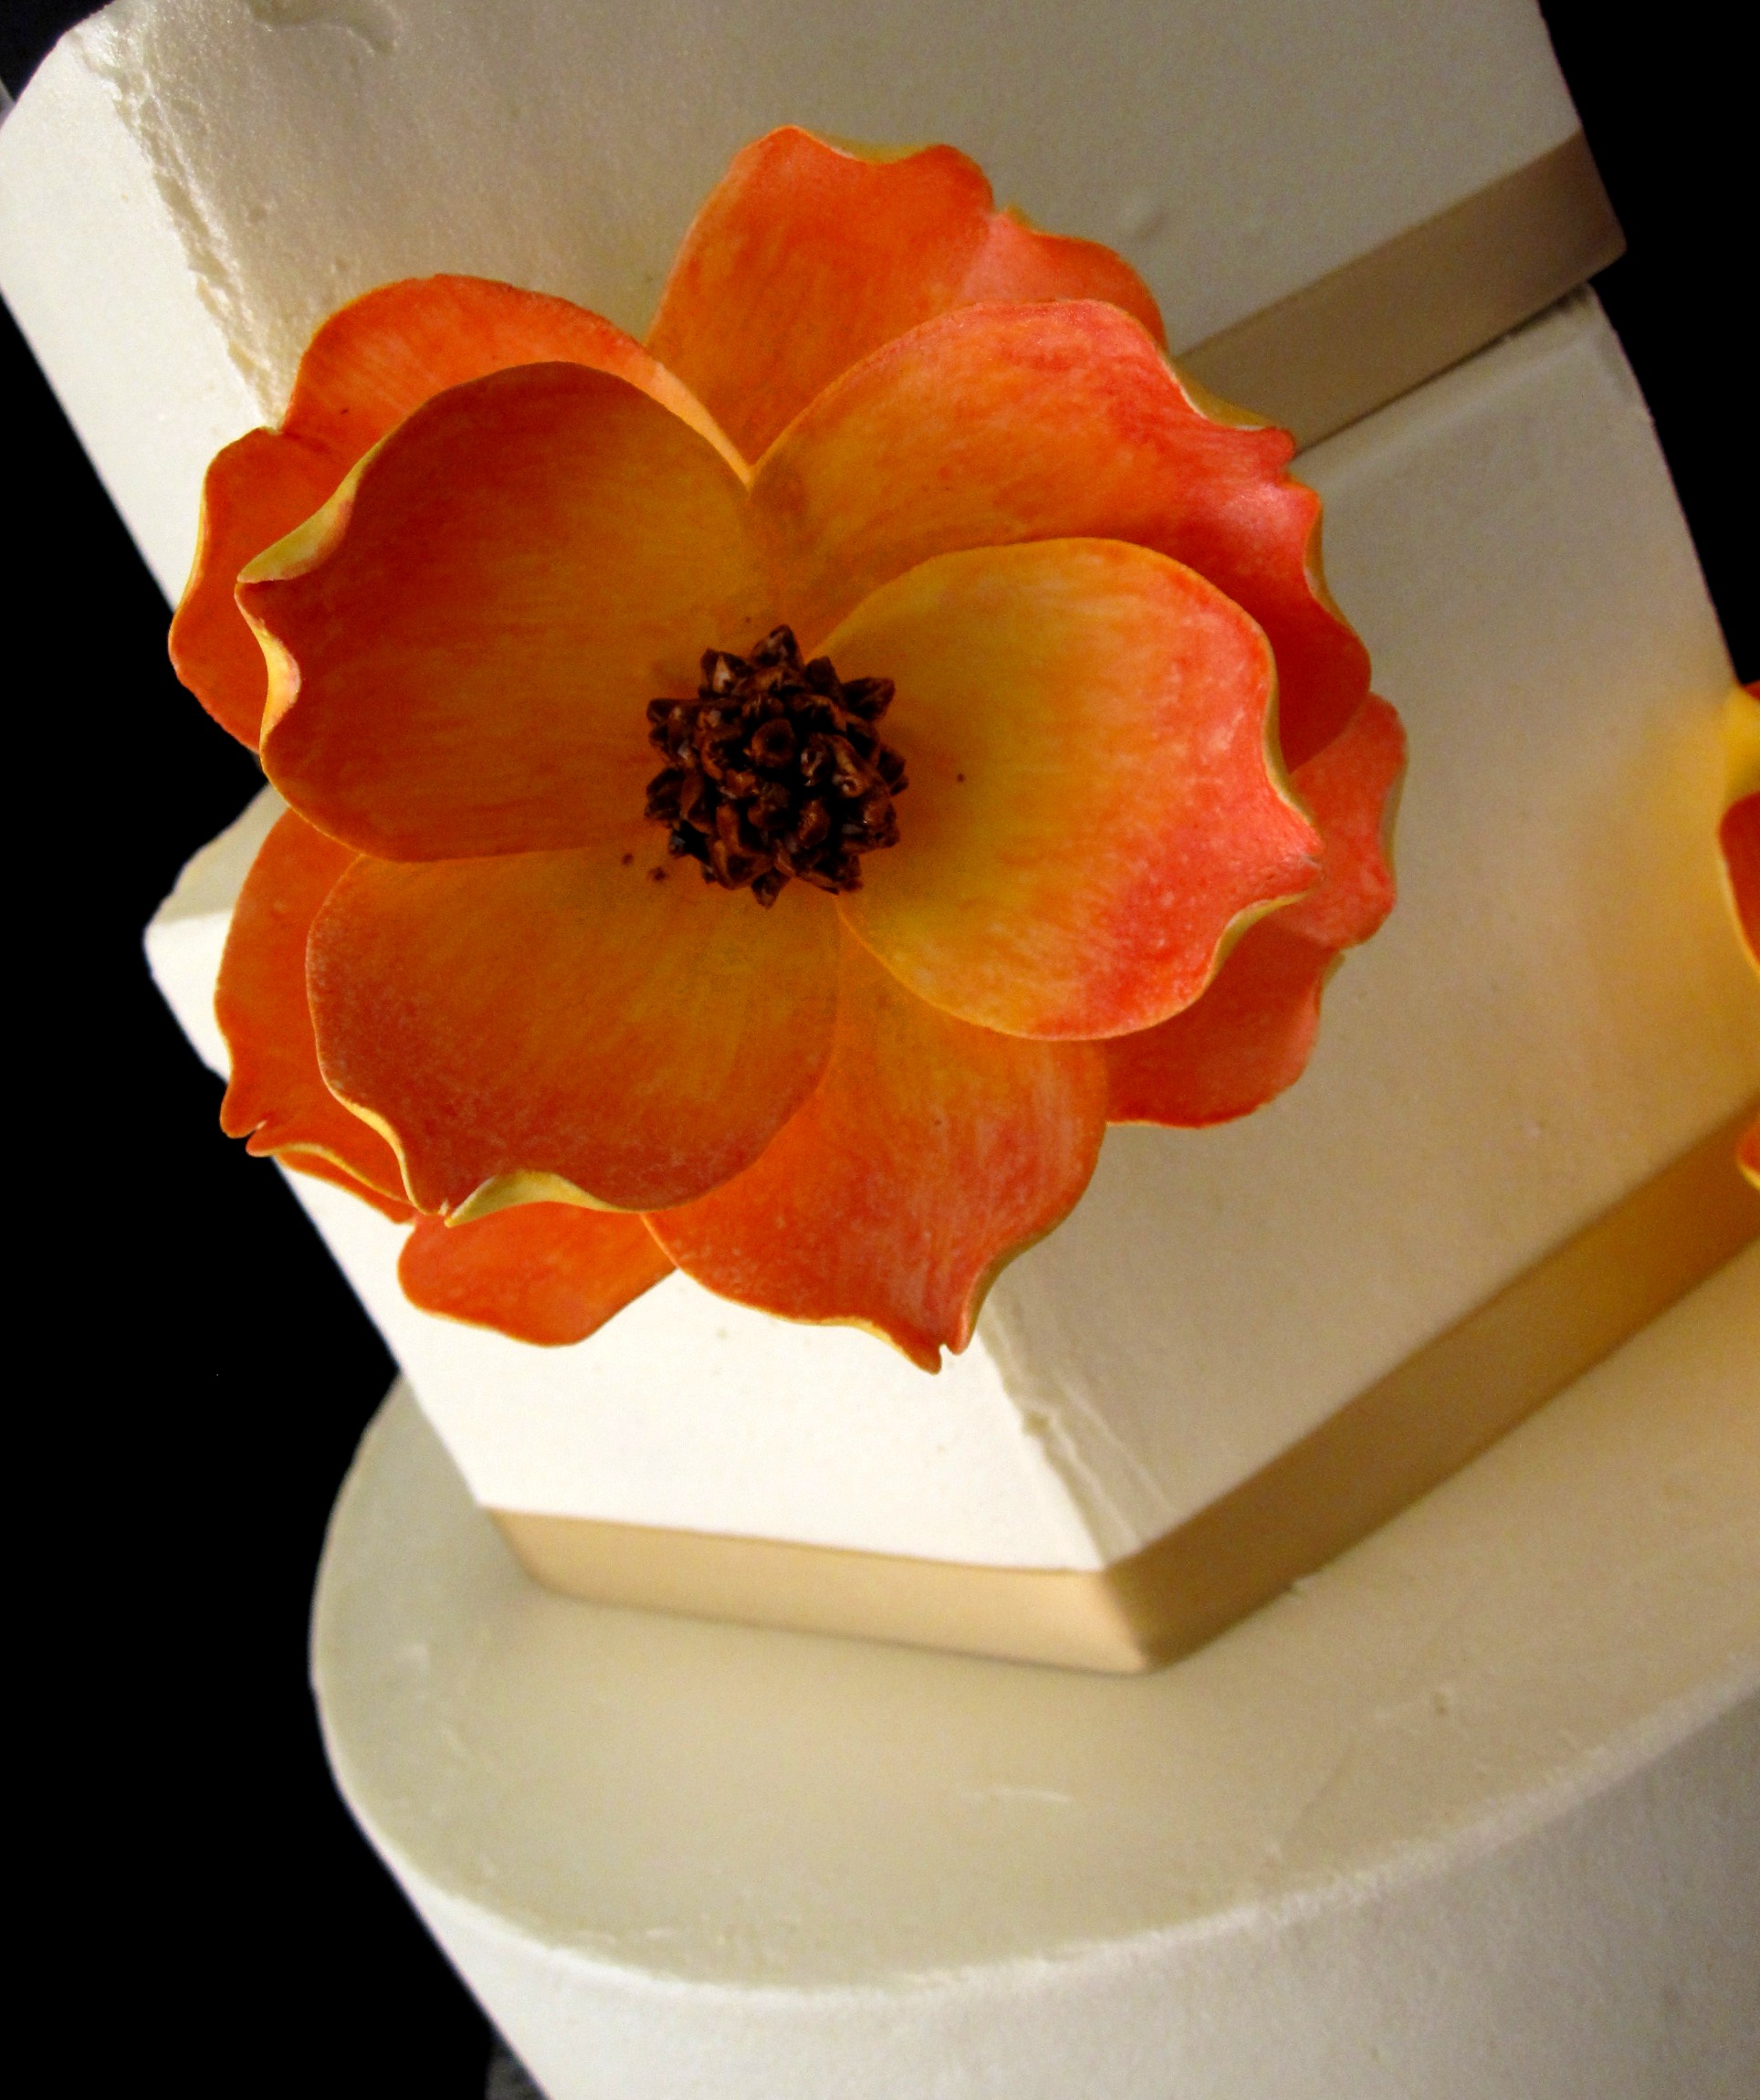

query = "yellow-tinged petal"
[652,935,1107,1368]
[1273,694,1405,950]
[308,839,839,1215]
[1105,693,1403,1125]
[174,433,342,748]
[215,808,410,1207]
[172,275,725,749]
[242,364,772,861]
[398,1205,673,1347]
[1104,920,1332,1127]
[755,299,1367,767]
[648,127,1164,464]
[828,540,1320,1040]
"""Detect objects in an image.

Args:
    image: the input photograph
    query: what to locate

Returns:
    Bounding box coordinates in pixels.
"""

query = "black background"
[4,5,1745,2093]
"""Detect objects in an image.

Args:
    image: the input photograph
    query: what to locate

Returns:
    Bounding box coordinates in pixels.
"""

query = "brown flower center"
[644,625,908,908]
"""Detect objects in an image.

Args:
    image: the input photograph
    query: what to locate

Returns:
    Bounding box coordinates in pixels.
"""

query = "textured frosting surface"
[978,296,1757,1553]
[312,1247,1760,2094]
[0,0,1578,595]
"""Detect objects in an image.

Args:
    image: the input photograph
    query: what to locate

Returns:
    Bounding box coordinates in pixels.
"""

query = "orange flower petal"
[1104,694,1404,1126]
[827,540,1320,1040]
[961,207,1167,331]
[652,936,1107,1369]
[242,363,771,860]
[1738,1117,1760,1192]
[276,276,718,460]
[308,840,840,1215]
[1102,920,1332,1127]
[172,276,707,749]
[398,1206,673,1347]
[215,807,411,1207]
[756,299,1367,766]
[647,127,1164,463]
[1275,695,1406,950]
[278,1148,417,1225]
[173,433,344,748]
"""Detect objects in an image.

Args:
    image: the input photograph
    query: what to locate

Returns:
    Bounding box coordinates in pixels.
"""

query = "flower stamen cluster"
[644,625,907,906]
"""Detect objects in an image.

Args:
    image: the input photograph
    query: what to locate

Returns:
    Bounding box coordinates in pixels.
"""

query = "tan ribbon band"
[496,1106,1760,1673]
[1178,131,1624,450]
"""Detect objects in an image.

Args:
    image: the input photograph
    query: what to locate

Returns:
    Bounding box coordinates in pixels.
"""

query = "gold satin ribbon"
[1179,132,1624,450]
[497,1106,1760,1673]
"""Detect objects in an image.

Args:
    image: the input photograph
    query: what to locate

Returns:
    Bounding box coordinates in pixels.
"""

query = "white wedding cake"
[2,2,1754,2093]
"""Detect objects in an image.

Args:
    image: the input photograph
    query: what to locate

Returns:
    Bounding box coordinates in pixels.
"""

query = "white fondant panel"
[0,32,262,599]
[312,1243,1760,2095]
[2,0,1578,596]
[981,294,1758,1549]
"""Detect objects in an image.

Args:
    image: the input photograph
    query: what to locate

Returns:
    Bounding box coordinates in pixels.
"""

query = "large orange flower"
[178,129,1403,1369]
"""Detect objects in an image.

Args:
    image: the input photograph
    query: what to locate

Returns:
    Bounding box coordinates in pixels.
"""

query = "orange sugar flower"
[1721,684,1760,1188]
[180,128,1404,1370]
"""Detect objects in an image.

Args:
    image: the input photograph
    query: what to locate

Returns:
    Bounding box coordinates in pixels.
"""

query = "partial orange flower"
[182,128,1403,1369]
[1721,684,1760,1188]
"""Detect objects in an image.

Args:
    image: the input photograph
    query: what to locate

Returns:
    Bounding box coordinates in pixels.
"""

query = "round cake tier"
[313,1247,1760,2099]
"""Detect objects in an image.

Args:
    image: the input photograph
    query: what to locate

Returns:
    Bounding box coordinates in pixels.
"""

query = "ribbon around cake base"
[494,1103,1760,1672]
